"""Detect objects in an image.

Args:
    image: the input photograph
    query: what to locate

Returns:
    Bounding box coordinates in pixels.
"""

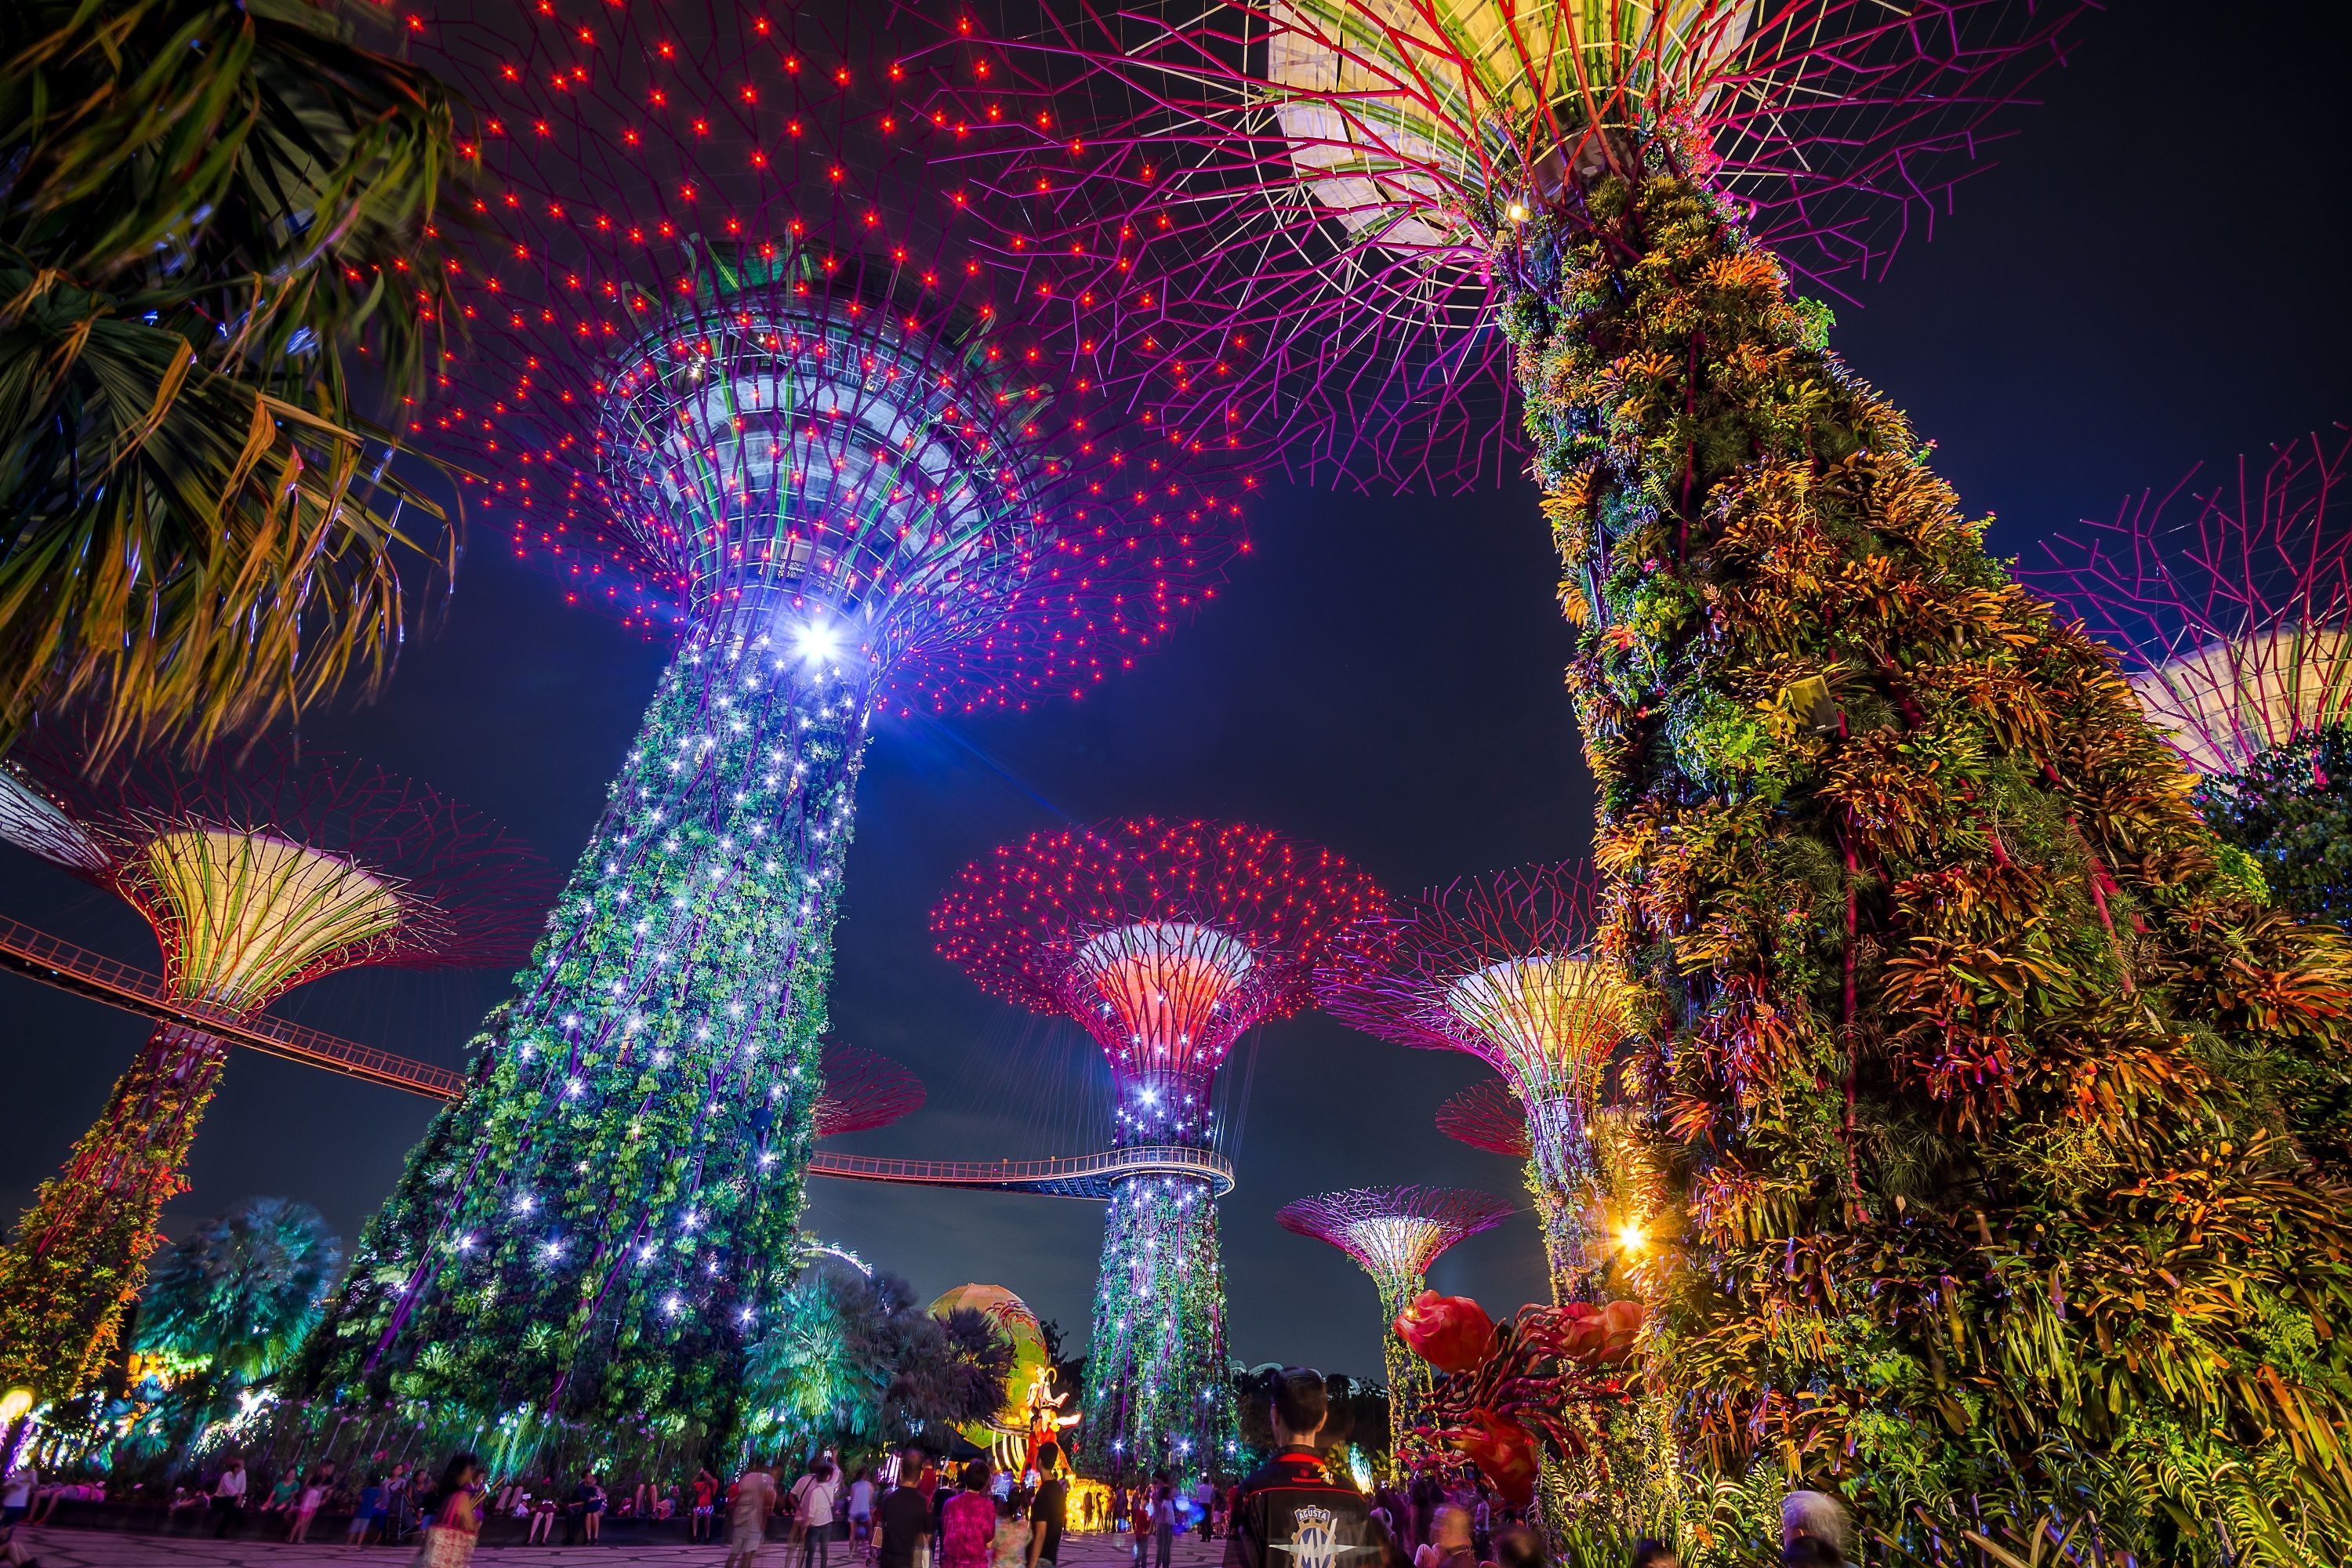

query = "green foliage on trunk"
[132,1196,340,1443]
[2196,724,2352,927]
[1499,147,2352,1563]
[0,1027,230,1400]
[296,626,869,1438]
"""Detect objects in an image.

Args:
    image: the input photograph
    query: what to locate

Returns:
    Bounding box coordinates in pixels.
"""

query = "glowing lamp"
[792,617,848,666]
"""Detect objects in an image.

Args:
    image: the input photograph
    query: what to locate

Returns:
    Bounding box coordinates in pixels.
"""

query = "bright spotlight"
[793,619,844,665]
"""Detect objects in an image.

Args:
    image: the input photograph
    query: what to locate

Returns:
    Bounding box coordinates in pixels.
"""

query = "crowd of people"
[0,1379,1857,1568]
[0,1440,1088,1568]
[1211,1368,1854,1568]
[720,1442,1077,1568]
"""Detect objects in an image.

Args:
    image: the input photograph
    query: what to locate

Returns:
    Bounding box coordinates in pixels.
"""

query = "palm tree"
[744,1260,1014,1455]
[745,1258,889,1451]
[0,0,467,761]
[902,1308,1016,1436]
[132,1196,341,1444]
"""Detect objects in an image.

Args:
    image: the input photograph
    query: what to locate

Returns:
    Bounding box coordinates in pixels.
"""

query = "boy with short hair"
[1224,1370,1372,1568]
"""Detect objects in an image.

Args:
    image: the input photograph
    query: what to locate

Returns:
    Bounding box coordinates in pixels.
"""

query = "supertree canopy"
[933,0,2082,491]
[292,7,1248,1438]
[932,818,1386,1477]
[1276,1185,1511,1459]
[812,1042,927,1137]
[927,5,2352,1555]
[1436,1079,1529,1160]
[2029,428,2352,923]
[1324,863,1624,1301]
[0,740,546,1403]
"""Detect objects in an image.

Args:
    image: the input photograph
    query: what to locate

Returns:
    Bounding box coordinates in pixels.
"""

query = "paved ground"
[13,1526,1225,1568]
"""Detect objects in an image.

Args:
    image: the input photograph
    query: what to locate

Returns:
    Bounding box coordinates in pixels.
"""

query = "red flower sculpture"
[1394,1290,1498,1374]
[1450,1409,1540,1505]
[1558,1299,1643,1365]
[1403,1294,1647,1488]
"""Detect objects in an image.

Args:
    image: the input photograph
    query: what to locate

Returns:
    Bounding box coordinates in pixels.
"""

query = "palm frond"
[0,0,470,761]
[0,266,448,760]
[134,1196,342,1385]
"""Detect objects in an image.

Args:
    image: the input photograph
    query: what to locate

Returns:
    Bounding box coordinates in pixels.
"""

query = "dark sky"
[2,0,2347,1384]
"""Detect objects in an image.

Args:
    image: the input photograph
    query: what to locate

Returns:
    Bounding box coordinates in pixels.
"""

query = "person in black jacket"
[1225,1370,1375,1568]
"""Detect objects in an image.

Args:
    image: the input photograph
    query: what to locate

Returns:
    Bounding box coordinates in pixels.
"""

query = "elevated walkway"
[0,913,1233,1200]
[0,913,468,1098]
[806,1143,1234,1199]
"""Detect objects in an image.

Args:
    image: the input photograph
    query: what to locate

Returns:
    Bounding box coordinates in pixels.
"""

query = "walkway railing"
[0,913,466,1099]
[805,1143,1236,1199]
[0,913,1238,1199]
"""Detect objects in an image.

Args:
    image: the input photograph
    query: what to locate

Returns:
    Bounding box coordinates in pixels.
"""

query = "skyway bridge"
[0,913,1230,1199]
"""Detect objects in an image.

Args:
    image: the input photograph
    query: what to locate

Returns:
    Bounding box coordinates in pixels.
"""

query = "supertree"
[1275,1185,1512,1461]
[1436,1080,1528,1160]
[2028,428,2352,922]
[928,9,2352,1553]
[0,739,546,1402]
[812,1042,928,1136]
[1325,864,1628,1302]
[931,0,2082,490]
[931,818,1386,1477]
[289,8,1250,1439]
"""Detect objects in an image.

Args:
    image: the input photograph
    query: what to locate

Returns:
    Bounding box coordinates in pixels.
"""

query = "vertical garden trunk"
[1083,1168,1234,1479]
[298,608,870,1433]
[0,1025,230,1397]
[1522,1087,1603,1303]
[1374,1275,1429,1478]
[1500,153,2352,1553]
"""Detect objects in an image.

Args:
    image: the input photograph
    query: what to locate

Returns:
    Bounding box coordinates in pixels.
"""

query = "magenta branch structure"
[927,0,2082,492]
[1436,1078,1531,1160]
[811,1042,927,1138]
[294,11,1250,1436]
[2025,427,2352,923]
[933,818,1387,1477]
[1323,862,1625,1300]
[0,739,546,1399]
[1276,1185,1512,1457]
[2027,427,2352,779]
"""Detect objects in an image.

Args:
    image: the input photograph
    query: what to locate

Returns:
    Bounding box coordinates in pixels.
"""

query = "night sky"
[2,0,2347,1386]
